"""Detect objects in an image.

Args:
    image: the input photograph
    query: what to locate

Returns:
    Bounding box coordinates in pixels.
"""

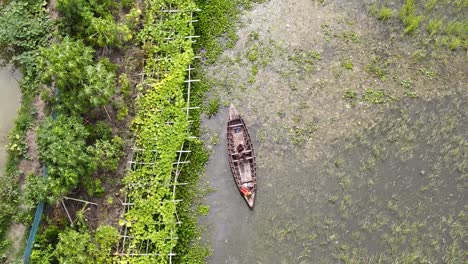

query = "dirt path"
[200,0,467,263]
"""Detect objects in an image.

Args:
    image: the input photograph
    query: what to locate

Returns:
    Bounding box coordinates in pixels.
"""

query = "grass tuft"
[378,7,393,21]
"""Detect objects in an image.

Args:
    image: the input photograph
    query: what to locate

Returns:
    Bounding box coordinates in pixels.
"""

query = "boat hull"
[227,104,257,209]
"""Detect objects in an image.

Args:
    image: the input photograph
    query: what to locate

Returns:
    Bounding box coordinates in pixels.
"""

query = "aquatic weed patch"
[195,0,268,62]
[321,96,467,262]
[370,0,468,50]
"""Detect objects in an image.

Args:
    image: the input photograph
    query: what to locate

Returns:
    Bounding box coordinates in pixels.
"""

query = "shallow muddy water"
[200,0,467,263]
[0,66,21,178]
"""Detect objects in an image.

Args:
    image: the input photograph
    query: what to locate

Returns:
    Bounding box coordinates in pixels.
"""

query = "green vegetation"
[210,134,220,145]
[37,37,116,114]
[37,116,93,201]
[113,0,213,262]
[57,0,131,47]
[195,0,266,62]
[0,0,130,261]
[377,7,393,21]
[288,50,322,73]
[366,56,387,81]
[323,98,467,263]
[206,96,221,118]
[427,18,443,36]
[400,0,422,34]
[0,0,50,58]
[343,90,357,100]
[362,88,391,104]
[371,0,467,50]
[341,58,353,70]
[31,220,120,263]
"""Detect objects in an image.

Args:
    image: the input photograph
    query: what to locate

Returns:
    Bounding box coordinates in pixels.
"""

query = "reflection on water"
[0,66,21,178]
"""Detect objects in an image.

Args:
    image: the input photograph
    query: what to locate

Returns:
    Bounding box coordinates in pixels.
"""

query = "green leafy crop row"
[118,1,200,263]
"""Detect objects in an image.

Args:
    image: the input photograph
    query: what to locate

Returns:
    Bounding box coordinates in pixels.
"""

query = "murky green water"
[200,0,467,263]
[0,65,21,178]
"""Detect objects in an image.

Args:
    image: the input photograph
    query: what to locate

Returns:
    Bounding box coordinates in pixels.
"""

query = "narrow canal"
[0,65,21,178]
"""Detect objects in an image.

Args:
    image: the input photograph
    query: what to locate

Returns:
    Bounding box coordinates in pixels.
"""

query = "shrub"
[37,115,95,201]
[38,38,116,113]
[54,228,97,264]
[88,136,124,171]
[0,1,50,54]
[95,225,119,263]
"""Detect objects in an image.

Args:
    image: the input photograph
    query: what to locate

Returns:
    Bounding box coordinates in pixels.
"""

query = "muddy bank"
[200,0,467,263]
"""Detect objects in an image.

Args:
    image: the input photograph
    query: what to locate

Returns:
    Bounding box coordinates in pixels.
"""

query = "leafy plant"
[197,205,210,216]
[366,56,387,81]
[86,121,113,142]
[57,0,116,31]
[341,58,353,70]
[0,0,50,55]
[37,115,95,201]
[427,18,443,36]
[37,38,116,113]
[86,16,132,47]
[54,228,97,264]
[205,97,220,118]
[82,59,117,108]
[22,173,49,210]
[247,45,259,62]
[343,90,357,100]
[125,7,142,31]
[119,73,131,97]
[362,88,390,104]
[95,225,119,263]
[88,136,124,171]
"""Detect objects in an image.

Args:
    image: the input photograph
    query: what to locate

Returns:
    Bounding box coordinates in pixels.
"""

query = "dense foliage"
[37,37,116,114]
[115,0,211,263]
[31,223,120,264]
[57,0,132,47]
[0,0,50,56]
[37,116,94,200]
[195,0,266,62]
[1,0,243,261]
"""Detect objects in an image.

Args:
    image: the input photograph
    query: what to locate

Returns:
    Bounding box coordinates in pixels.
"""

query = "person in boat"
[237,143,246,161]
[240,184,252,198]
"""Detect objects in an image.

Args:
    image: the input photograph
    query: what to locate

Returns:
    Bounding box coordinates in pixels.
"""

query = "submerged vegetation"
[371,0,468,50]
[200,0,466,263]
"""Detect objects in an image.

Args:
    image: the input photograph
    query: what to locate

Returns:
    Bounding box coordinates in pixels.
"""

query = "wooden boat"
[227,104,257,209]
